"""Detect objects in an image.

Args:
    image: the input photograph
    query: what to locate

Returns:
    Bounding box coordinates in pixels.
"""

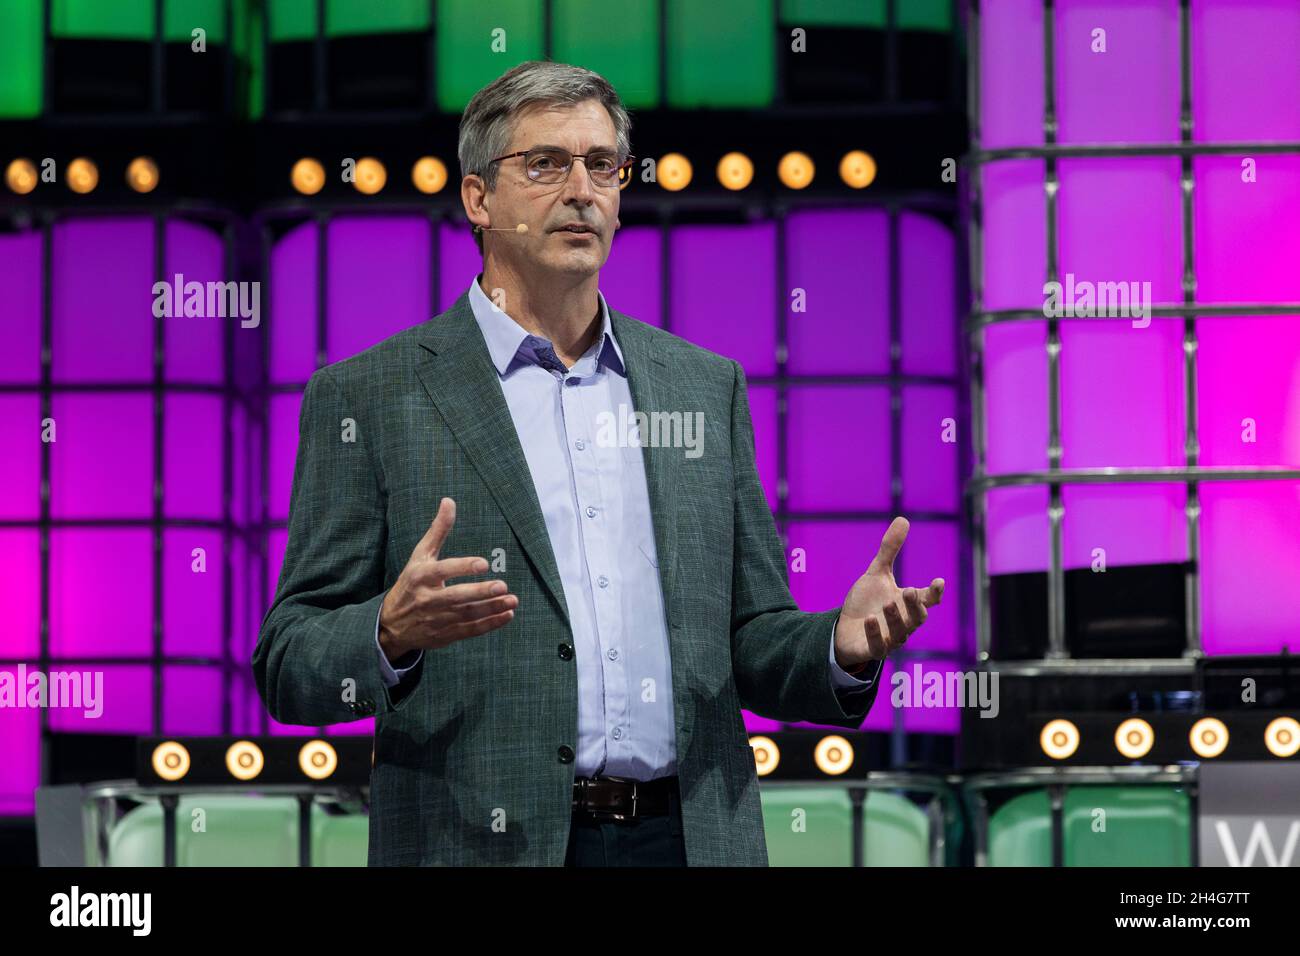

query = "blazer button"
[359,699,376,716]
[558,643,574,660]
[557,745,575,764]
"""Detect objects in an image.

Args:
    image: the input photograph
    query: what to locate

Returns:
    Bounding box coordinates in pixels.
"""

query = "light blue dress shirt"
[374,275,878,779]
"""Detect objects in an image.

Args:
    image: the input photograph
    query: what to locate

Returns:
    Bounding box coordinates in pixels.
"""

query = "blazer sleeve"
[252,367,423,727]
[726,360,879,728]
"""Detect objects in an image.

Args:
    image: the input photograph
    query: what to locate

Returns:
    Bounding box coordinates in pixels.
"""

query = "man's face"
[480,99,622,278]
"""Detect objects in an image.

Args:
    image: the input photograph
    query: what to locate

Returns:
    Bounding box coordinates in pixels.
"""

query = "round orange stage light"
[225,740,265,781]
[412,156,448,194]
[778,151,815,189]
[1264,717,1300,758]
[291,158,325,195]
[151,741,191,782]
[5,158,37,195]
[299,740,340,780]
[716,152,753,191]
[840,150,877,189]
[1114,718,1154,760]
[126,156,159,193]
[1040,719,1080,760]
[353,157,387,195]
[657,153,692,191]
[813,734,855,775]
[747,735,780,776]
[1189,717,1229,759]
[67,157,98,194]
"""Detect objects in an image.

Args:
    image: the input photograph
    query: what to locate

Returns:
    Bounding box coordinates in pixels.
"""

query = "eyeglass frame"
[478,147,636,187]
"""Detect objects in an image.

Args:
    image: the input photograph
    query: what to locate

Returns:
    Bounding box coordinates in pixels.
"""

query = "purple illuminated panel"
[1058,158,1183,306]
[747,383,778,511]
[0,395,40,520]
[51,393,153,519]
[0,701,38,815]
[1194,156,1300,304]
[52,218,153,383]
[599,225,662,326]
[163,529,224,658]
[164,667,223,734]
[786,386,891,512]
[979,0,1044,149]
[0,231,41,383]
[327,217,431,364]
[986,487,1050,576]
[439,222,482,311]
[164,394,223,519]
[269,392,303,522]
[671,224,776,376]
[981,161,1046,311]
[788,520,890,615]
[48,665,152,734]
[901,212,956,376]
[270,220,318,385]
[1201,483,1300,654]
[1192,0,1300,142]
[901,385,959,513]
[50,529,153,659]
[983,322,1047,474]
[899,521,961,655]
[1062,485,1187,571]
[0,531,40,659]
[1055,0,1179,145]
[1060,320,1185,468]
[1198,317,1300,467]
[785,209,889,376]
[267,528,289,607]
[899,659,962,735]
[163,220,226,384]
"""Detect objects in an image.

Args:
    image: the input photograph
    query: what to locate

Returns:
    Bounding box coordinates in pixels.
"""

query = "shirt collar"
[467,274,626,378]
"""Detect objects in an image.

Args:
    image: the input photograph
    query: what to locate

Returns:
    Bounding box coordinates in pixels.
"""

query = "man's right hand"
[377,497,517,663]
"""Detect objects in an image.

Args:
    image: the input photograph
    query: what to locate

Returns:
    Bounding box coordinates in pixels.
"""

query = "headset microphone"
[475,223,529,234]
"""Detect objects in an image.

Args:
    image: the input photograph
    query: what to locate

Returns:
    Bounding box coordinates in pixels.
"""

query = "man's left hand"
[833,517,944,671]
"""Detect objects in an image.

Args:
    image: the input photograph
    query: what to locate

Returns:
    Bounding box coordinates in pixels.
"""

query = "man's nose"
[562,157,596,203]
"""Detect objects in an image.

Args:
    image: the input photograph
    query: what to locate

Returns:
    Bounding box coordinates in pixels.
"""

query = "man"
[253,60,944,866]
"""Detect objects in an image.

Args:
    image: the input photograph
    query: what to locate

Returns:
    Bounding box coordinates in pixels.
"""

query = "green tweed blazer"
[253,290,880,865]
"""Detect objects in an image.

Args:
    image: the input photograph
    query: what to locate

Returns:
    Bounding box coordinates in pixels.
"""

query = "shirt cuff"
[828,614,881,692]
[375,603,423,688]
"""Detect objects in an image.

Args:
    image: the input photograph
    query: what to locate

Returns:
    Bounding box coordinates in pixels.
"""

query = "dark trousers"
[564,785,688,866]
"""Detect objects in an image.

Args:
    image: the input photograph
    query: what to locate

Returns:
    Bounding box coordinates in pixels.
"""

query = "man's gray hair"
[458,60,632,254]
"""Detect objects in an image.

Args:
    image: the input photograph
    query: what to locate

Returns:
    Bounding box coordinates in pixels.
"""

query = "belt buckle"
[584,776,638,822]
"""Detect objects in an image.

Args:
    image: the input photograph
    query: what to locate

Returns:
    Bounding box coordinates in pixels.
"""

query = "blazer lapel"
[611,310,682,627]
[412,293,572,629]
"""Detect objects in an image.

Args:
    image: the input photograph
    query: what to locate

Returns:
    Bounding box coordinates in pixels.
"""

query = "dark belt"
[572,774,678,821]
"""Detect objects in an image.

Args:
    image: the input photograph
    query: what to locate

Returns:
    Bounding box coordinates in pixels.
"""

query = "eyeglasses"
[483,147,634,188]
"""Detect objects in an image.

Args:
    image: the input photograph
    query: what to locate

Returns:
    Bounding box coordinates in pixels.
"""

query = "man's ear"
[461,174,491,232]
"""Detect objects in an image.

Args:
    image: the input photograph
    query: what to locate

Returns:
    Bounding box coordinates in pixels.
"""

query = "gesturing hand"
[832,517,944,670]
[377,497,517,663]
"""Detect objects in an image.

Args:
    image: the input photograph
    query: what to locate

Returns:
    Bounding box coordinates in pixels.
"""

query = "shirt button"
[597,575,609,588]
[575,439,585,450]
[585,506,596,518]
[611,728,623,741]
[565,378,578,386]
[606,648,619,661]
[557,745,575,764]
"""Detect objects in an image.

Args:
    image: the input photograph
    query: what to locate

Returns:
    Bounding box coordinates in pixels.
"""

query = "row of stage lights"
[291,150,879,195]
[3,151,880,196]
[1039,715,1300,761]
[151,739,339,782]
[5,157,159,195]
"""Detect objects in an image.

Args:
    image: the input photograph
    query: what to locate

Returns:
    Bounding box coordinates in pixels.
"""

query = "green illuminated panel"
[667,0,774,108]
[781,0,884,28]
[436,0,545,113]
[52,0,230,42]
[780,0,951,31]
[552,0,660,109]
[1064,786,1191,867]
[0,0,42,117]
[327,0,430,37]
[268,0,315,42]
